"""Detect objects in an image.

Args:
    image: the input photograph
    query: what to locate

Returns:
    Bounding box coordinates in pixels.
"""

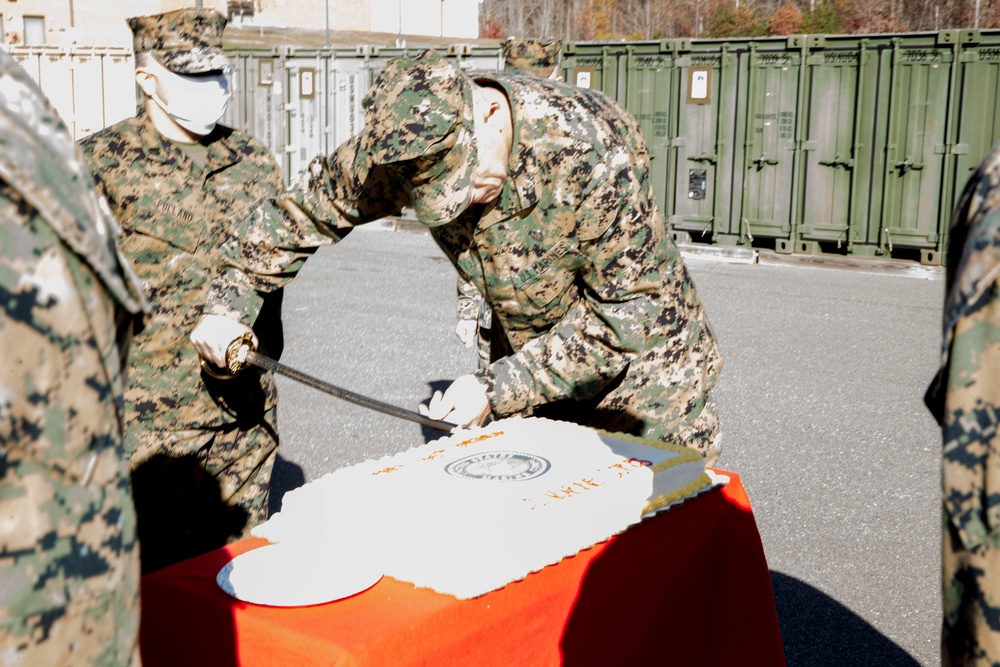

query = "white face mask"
[147,64,231,136]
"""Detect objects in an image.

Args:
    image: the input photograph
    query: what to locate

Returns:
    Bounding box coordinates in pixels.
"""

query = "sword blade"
[246,350,455,433]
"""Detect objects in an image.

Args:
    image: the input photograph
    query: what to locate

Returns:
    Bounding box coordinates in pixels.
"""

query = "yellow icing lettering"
[456,430,506,447]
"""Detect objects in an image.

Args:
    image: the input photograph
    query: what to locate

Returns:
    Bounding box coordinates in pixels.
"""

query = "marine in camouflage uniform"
[0,50,147,666]
[926,141,1000,665]
[207,50,723,464]
[501,38,563,77]
[456,38,564,370]
[79,9,286,573]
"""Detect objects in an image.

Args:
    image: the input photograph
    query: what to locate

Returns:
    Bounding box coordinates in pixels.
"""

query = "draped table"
[139,470,785,666]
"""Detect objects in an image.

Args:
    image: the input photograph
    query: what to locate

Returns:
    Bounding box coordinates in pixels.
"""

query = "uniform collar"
[136,110,241,173]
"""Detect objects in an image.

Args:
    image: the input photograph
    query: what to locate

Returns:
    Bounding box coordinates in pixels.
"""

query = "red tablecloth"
[139,470,785,666]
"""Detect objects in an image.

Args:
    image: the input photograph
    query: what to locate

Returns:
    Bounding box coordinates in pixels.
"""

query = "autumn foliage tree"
[581,0,616,39]
[769,2,803,35]
[801,1,842,34]
[984,1,1000,28]
[479,0,991,40]
[704,3,767,37]
[481,17,505,39]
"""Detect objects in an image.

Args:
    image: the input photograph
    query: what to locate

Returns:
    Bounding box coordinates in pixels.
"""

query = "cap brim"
[157,47,231,74]
[407,123,477,227]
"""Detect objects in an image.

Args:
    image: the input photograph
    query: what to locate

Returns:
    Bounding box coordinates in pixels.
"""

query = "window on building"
[228,1,255,20]
[24,16,46,46]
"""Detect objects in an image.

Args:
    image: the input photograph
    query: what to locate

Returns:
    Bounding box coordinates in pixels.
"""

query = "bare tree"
[614,0,674,39]
[479,0,991,41]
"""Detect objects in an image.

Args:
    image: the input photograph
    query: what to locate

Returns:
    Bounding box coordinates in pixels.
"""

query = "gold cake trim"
[641,473,713,515]
[593,426,712,515]
[594,426,706,473]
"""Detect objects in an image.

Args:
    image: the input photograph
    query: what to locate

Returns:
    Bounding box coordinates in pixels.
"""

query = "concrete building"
[1,0,480,47]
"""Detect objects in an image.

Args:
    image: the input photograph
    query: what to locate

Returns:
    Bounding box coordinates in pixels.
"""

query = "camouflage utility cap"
[502,38,562,77]
[359,50,476,226]
[129,8,230,74]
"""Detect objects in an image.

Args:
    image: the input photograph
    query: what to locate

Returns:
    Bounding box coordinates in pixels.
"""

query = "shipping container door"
[283,52,330,182]
[798,42,876,253]
[737,45,801,245]
[101,50,138,131]
[73,51,109,138]
[669,47,737,243]
[622,44,674,215]
[222,51,249,134]
[11,47,135,141]
[331,50,369,152]
[37,50,76,136]
[951,40,1000,202]
[232,51,287,179]
[561,44,618,96]
[875,41,953,258]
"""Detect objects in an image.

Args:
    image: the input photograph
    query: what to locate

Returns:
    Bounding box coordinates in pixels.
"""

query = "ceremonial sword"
[208,333,456,433]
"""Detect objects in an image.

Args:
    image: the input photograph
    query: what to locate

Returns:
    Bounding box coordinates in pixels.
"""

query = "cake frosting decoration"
[253,417,717,599]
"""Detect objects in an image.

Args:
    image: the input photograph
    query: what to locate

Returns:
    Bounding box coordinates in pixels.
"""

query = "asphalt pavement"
[269,222,944,667]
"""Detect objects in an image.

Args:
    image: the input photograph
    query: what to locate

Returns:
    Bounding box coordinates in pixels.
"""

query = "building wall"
[1,1,228,47]
[1,0,479,47]
[253,0,368,33]
[369,0,479,40]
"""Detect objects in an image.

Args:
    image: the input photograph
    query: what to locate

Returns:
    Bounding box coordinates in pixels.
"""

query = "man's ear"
[473,87,501,124]
[135,69,156,98]
[485,99,502,121]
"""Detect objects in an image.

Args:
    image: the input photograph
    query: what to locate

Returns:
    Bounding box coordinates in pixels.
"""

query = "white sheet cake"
[253,417,711,599]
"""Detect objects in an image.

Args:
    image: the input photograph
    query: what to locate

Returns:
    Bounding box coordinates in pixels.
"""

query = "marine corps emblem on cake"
[445,452,551,482]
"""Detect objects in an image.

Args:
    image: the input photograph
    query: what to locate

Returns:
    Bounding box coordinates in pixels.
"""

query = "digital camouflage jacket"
[208,72,722,446]
[926,140,1000,662]
[927,140,1000,554]
[80,113,284,435]
[0,49,147,666]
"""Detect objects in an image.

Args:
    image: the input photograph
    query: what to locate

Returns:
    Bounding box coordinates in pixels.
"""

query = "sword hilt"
[200,332,255,380]
[225,333,255,374]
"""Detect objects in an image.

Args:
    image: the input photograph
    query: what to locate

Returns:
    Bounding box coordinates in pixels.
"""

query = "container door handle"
[688,153,718,164]
[751,154,779,170]
[894,157,924,175]
[819,155,854,169]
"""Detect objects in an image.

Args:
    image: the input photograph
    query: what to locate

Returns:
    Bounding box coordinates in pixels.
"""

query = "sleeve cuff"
[205,267,265,326]
[475,357,533,417]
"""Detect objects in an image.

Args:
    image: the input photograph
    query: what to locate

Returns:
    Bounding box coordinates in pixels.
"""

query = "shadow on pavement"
[268,453,306,516]
[131,452,249,576]
[772,571,922,666]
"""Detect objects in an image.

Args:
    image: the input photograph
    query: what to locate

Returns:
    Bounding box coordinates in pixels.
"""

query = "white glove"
[190,314,258,368]
[454,319,477,347]
[418,374,491,428]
